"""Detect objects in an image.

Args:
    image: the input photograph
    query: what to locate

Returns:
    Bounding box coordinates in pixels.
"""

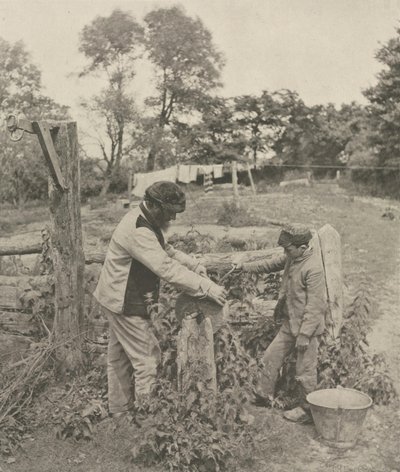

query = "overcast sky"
[1,0,400,124]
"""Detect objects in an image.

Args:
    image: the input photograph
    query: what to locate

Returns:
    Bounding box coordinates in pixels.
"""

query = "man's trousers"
[256,321,320,404]
[104,308,161,415]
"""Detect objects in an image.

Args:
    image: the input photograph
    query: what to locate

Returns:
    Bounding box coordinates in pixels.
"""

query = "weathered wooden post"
[317,224,344,339]
[177,317,217,394]
[175,295,227,410]
[231,161,240,207]
[49,122,85,369]
[128,167,133,205]
[246,162,257,195]
[6,115,85,370]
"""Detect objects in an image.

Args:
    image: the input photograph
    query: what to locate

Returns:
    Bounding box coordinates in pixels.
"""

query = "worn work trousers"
[257,321,320,404]
[104,308,161,415]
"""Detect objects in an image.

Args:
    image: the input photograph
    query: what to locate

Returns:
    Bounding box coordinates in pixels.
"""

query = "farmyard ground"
[0,183,399,471]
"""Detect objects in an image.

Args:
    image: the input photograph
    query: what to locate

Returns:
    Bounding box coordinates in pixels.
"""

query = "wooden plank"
[317,224,344,339]
[0,244,283,267]
[0,275,50,310]
[0,243,42,256]
[0,311,38,336]
[279,178,310,188]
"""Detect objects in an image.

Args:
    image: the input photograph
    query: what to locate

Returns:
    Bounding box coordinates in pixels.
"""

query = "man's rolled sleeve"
[298,269,327,338]
[119,228,211,297]
[165,243,201,272]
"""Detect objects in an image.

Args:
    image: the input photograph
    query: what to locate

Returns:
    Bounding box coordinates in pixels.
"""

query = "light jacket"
[93,203,213,316]
[243,239,327,338]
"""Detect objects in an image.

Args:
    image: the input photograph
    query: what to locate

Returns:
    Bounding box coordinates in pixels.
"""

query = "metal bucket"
[307,387,373,449]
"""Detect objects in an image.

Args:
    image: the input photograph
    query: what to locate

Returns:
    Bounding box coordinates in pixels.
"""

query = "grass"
[0,205,49,235]
[8,403,400,472]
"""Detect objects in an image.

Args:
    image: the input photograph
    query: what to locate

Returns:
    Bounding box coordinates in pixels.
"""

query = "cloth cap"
[278,223,313,247]
[145,181,186,213]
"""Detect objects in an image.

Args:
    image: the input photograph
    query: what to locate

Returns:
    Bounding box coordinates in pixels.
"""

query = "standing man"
[93,181,226,418]
[237,223,327,422]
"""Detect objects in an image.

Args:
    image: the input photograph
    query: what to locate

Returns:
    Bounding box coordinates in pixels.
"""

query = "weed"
[216,201,266,227]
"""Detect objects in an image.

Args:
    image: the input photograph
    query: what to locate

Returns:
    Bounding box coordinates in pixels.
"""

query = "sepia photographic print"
[0,0,399,471]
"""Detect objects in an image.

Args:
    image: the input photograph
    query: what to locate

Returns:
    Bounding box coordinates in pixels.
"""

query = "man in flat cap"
[237,223,327,422]
[94,181,227,419]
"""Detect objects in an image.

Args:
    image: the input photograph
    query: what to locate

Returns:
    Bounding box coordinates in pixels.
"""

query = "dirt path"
[368,245,400,391]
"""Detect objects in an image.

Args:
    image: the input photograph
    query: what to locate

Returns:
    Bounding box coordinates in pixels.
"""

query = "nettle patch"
[0,233,397,468]
[130,292,259,472]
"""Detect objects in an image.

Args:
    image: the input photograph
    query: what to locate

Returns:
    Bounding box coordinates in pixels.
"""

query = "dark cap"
[278,223,313,247]
[144,181,186,213]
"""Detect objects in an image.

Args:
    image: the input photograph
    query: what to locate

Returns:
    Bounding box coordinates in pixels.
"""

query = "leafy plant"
[240,281,397,407]
[216,200,265,227]
[129,294,259,472]
[318,285,397,404]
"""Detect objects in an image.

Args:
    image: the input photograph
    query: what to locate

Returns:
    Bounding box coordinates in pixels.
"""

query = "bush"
[129,290,259,472]
[80,158,103,202]
[216,201,265,227]
[241,283,397,407]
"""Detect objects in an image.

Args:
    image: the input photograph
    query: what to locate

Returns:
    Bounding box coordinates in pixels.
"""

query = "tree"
[143,6,224,170]
[78,9,144,194]
[363,26,400,197]
[234,91,284,163]
[270,91,363,177]
[172,96,245,164]
[0,37,69,207]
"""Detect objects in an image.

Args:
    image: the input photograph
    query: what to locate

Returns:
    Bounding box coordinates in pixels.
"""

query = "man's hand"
[296,334,310,352]
[206,282,227,306]
[195,264,208,277]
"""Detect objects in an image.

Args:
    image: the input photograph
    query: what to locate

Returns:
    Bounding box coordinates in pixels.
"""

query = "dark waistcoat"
[122,203,165,317]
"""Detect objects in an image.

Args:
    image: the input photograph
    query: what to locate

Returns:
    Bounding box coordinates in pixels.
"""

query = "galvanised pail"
[307,387,373,449]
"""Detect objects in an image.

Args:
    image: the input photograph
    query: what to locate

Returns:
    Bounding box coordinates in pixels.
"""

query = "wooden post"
[49,122,85,371]
[231,161,240,207]
[247,163,257,195]
[128,168,133,205]
[316,224,344,339]
[177,316,217,398]
[336,170,341,182]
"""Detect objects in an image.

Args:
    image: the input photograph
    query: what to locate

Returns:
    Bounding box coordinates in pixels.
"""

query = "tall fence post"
[128,168,133,205]
[177,316,217,414]
[232,161,240,207]
[247,162,257,195]
[49,122,85,371]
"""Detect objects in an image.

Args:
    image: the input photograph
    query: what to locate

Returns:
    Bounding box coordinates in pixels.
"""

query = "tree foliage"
[361,26,400,197]
[79,9,144,194]
[234,91,284,163]
[0,37,69,207]
[173,96,245,164]
[143,6,224,170]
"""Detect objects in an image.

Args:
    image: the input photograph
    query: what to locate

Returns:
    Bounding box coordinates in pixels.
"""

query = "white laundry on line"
[177,165,192,183]
[132,166,178,197]
[213,164,223,178]
[189,165,199,182]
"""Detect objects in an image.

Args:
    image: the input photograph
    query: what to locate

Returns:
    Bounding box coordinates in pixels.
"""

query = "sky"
[1,0,400,129]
